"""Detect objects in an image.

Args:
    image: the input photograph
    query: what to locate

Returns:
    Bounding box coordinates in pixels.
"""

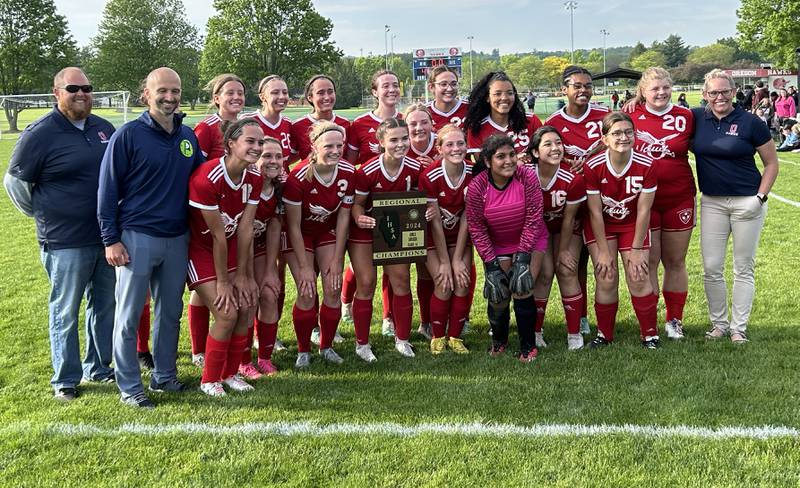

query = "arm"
[260,217,282,297]
[3,172,33,217]
[756,140,780,196]
[97,130,130,266]
[324,207,351,292]
[587,194,614,280]
[351,193,376,229]
[284,202,316,299]
[201,208,238,313]
[627,191,655,282]
[465,176,496,263]
[234,203,259,308]
[428,201,453,293]
[345,145,360,164]
[556,202,581,272]
[452,213,471,290]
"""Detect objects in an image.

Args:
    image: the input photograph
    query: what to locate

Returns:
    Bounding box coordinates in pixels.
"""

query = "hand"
[434,261,453,293]
[323,257,344,291]
[261,270,281,299]
[625,249,648,282]
[557,249,578,273]
[569,158,584,174]
[594,251,617,281]
[234,274,259,308]
[297,265,316,299]
[356,215,376,229]
[105,242,130,266]
[621,98,639,113]
[483,258,511,304]
[452,259,470,290]
[425,205,439,222]
[507,252,534,296]
[516,153,532,166]
[214,280,238,313]
[417,155,434,169]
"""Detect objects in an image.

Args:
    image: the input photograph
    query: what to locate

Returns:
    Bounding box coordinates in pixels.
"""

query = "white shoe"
[341,302,353,323]
[311,327,321,345]
[274,338,287,352]
[295,352,312,369]
[580,317,591,335]
[665,318,685,340]
[382,318,395,337]
[395,339,415,358]
[320,347,344,364]
[192,353,205,368]
[355,343,378,363]
[535,332,548,348]
[567,333,584,350]
[417,323,432,340]
[223,374,254,392]
[333,330,345,344]
[199,381,226,397]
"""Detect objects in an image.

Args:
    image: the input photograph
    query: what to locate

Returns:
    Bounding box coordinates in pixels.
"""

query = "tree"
[737,0,800,68]
[201,0,341,96]
[686,43,736,66]
[627,42,647,65]
[0,0,77,131]
[717,36,765,64]
[330,57,361,109]
[669,62,716,84]
[88,0,201,106]
[503,54,544,89]
[630,50,667,72]
[657,34,690,68]
[541,56,570,88]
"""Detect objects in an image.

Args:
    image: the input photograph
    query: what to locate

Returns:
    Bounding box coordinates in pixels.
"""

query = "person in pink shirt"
[774,88,796,121]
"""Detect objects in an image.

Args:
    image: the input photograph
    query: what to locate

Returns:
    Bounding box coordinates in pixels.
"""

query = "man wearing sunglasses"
[4,67,117,402]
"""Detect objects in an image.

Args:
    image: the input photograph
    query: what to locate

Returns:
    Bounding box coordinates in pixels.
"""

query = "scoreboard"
[413,47,462,81]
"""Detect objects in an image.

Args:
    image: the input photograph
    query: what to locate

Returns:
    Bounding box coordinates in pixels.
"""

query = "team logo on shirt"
[98,131,109,143]
[368,141,380,154]
[440,208,460,230]
[635,130,678,159]
[726,124,739,136]
[601,194,637,220]
[201,211,243,238]
[180,139,194,157]
[678,208,693,225]
[308,203,339,222]
[253,218,267,238]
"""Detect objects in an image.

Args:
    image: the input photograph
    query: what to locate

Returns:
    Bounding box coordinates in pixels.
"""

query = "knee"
[212,309,238,330]
[554,265,575,283]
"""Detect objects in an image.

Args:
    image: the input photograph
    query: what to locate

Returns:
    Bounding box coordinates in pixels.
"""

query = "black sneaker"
[589,336,613,349]
[54,387,78,402]
[641,337,661,350]
[149,378,186,393]
[121,392,155,409]
[138,351,155,370]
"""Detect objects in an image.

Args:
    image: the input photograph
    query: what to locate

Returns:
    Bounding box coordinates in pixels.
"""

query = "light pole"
[467,35,474,89]
[564,1,577,63]
[384,25,390,71]
[600,29,610,92]
[391,34,396,70]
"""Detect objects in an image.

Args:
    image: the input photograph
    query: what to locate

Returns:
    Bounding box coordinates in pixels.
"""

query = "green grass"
[2,115,800,486]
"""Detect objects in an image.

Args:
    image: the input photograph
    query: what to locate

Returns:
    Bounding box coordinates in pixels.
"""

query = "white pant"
[700,195,767,333]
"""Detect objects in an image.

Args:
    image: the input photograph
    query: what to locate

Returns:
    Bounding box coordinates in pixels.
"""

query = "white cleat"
[274,338,287,352]
[665,318,685,340]
[341,302,353,323]
[355,343,378,363]
[395,339,415,358]
[320,347,344,364]
[535,331,548,348]
[333,330,345,344]
[191,353,205,368]
[222,374,254,392]
[310,327,321,345]
[382,317,395,337]
[199,381,226,397]
[567,333,584,350]
[579,317,591,335]
[295,352,312,369]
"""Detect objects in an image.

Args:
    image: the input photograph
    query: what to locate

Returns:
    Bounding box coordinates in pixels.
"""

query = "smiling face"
[313,129,345,166]
[643,77,672,111]
[703,77,735,117]
[309,77,337,114]
[487,80,515,117]
[257,141,284,181]
[489,144,517,180]
[563,73,593,108]
[228,125,265,165]
[373,74,400,109]
[214,80,245,118]
[145,68,182,119]
[438,130,466,166]
[405,110,432,145]
[602,120,635,154]
[54,68,92,121]
[379,126,410,160]
[532,131,563,167]
[260,78,289,114]
[430,71,459,105]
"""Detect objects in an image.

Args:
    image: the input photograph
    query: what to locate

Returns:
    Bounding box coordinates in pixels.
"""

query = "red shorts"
[187,248,237,290]
[649,196,696,232]
[545,217,583,237]
[349,222,373,245]
[281,229,337,254]
[425,231,459,251]
[582,223,651,251]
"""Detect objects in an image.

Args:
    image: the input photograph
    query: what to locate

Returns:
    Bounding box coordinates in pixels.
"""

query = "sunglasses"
[60,85,93,93]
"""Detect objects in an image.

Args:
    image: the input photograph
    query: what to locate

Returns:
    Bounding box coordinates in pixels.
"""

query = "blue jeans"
[40,245,116,390]
[114,230,188,399]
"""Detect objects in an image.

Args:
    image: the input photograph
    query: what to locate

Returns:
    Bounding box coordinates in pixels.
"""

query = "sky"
[54,0,742,56]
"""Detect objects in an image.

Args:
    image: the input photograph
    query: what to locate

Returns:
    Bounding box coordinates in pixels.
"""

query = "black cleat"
[589,336,613,349]
[641,337,661,350]
[54,387,78,402]
[138,351,155,370]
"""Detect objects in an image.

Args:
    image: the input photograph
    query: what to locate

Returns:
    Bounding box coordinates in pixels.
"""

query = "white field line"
[778,157,800,167]
[687,157,800,207]
[3,421,799,440]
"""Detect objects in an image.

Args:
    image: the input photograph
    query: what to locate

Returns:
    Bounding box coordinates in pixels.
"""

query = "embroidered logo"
[678,208,693,225]
[180,139,194,157]
[725,124,739,136]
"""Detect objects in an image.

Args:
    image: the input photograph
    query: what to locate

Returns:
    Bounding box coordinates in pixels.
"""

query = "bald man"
[5,67,117,401]
[98,67,204,408]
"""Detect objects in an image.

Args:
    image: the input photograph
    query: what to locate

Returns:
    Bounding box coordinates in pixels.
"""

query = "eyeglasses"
[567,83,593,90]
[706,89,732,99]
[434,81,458,89]
[60,85,93,93]
[609,129,634,139]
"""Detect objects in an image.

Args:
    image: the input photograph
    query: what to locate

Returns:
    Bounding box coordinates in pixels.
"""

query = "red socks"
[417,278,434,324]
[352,297,373,345]
[319,303,342,349]
[631,293,659,338]
[580,278,589,317]
[201,335,229,384]
[534,298,548,333]
[429,294,450,338]
[561,292,584,335]
[467,262,477,317]
[224,334,247,379]
[292,305,318,353]
[241,323,254,365]
[381,273,393,320]
[341,266,357,305]
[663,290,688,322]
[392,293,413,341]
[188,303,210,355]
[136,302,150,353]
[448,294,471,338]
[595,301,619,341]
[255,320,278,360]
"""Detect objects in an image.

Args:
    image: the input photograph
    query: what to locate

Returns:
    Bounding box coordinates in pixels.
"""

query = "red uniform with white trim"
[544,104,610,168]
[194,114,226,160]
[281,159,355,252]
[187,158,263,288]
[352,155,422,243]
[427,99,469,132]
[246,112,295,167]
[409,135,439,166]
[347,111,401,166]
[253,185,280,257]
[466,113,542,155]
[631,103,696,232]
[419,160,471,248]
[290,113,352,161]
[538,163,587,234]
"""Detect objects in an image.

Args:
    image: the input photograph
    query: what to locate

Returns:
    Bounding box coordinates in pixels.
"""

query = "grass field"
[1,97,800,487]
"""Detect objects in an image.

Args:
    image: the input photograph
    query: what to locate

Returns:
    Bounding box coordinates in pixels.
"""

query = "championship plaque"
[371,191,428,265]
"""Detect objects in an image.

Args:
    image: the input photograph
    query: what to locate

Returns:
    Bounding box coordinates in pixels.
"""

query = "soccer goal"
[0,91,130,139]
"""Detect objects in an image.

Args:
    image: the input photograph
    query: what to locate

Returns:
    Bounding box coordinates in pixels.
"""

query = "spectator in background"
[788,86,799,108]
[752,80,769,111]
[677,93,689,108]
[774,88,797,125]
[742,85,754,111]
[735,87,745,108]
[526,90,536,112]
[777,122,800,152]
[611,90,620,110]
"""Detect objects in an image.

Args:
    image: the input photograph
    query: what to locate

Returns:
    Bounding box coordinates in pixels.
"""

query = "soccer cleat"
[382,318,396,337]
[148,378,186,393]
[417,323,433,340]
[430,337,446,355]
[191,353,205,368]
[341,302,353,323]
[641,336,661,350]
[579,317,591,335]
[589,336,612,349]
[519,348,539,363]
[274,338,287,352]
[257,358,279,376]
[54,387,78,402]
[333,330,345,344]
[705,327,727,339]
[488,341,507,357]
[355,343,378,363]
[238,362,263,380]
[665,319,685,340]
[223,374,255,392]
[138,351,155,370]
[535,332,548,348]
[320,347,345,364]
[730,331,749,344]
[395,339,415,358]
[567,333,584,350]
[199,382,226,397]
[295,352,312,369]
[447,337,470,354]
[310,327,321,345]
[121,392,155,408]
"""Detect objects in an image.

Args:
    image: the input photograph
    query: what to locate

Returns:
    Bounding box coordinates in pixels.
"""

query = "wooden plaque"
[370,191,428,265]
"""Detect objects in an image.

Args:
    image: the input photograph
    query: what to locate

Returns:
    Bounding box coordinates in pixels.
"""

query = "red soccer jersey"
[253,185,279,239]
[428,99,469,132]
[408,134,439,163]
[290,113,352,161]
[583,150,657,232]
[466,114,542,155]
[347,110,401,166]
[194,114,226,160]
[189,158,263,253]
[246,112,295,165]
[281,159,356,236]
[631,103,696,202]
[538,163,587,234]
[355,155,421,212]
[545,103,610,168]
[419,160,472,241]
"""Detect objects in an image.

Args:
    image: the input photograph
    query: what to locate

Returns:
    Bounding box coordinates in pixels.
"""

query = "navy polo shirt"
[7,108,115,249]
[691,106,771,196]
